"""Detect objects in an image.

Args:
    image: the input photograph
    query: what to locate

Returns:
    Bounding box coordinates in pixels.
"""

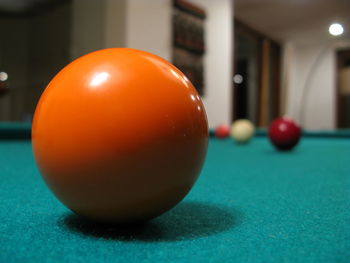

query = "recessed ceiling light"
[329,23,344,36]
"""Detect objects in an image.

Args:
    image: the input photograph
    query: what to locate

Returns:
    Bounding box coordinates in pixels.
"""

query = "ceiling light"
[329,23,344,36]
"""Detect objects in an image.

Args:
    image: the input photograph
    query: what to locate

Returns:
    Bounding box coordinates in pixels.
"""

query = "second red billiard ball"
[268,117,301,151]
[215,124,230,138]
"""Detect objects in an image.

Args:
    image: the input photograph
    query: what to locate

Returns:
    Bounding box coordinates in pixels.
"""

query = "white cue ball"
[230,119,255,143]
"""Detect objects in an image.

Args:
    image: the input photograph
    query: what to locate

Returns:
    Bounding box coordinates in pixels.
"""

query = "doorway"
[337,49,350,128]
[233,20,281,127]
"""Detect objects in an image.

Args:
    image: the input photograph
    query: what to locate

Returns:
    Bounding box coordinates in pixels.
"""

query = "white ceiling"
[234,0,350,44]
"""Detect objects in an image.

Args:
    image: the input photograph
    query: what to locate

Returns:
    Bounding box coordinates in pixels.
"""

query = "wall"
[0,3,72,121]
[105,0,127,48]
[72,0,171,58]
[28,2,72,119]
[126,0,172,61]
[71,0,105,59]
[185,0,234,128]
[284,40,350,130]
[0,17,28,121]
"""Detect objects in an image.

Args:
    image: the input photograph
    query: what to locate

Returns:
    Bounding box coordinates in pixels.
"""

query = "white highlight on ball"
[90,72,110,87]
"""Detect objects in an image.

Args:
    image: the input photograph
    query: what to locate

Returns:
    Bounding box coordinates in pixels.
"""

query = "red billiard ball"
[32,48,209,224]
[215,124,230,138]
[0,72,9,98]
[268,117,301,151]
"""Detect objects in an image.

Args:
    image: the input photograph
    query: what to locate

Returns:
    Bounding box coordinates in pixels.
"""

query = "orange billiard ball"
[32,48,208,224]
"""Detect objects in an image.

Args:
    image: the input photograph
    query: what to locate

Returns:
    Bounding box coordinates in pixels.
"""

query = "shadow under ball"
[32,48,209,224]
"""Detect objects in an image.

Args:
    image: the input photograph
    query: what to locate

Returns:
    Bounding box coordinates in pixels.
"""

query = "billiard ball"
[268,117,301,151]
[32,48,209,224]
[215,124,230,138]
[230,119,255,143]
[0,72,9,98]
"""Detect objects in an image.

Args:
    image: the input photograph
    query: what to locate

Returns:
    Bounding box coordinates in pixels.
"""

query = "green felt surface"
[254,128,350,138]
[0,136,349,262]
[210,128,350,138]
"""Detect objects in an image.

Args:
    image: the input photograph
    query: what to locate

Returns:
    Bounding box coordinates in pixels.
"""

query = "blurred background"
[0,0,349,130]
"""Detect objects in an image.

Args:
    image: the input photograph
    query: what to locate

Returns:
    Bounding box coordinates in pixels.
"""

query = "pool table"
[0,123,349,263]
